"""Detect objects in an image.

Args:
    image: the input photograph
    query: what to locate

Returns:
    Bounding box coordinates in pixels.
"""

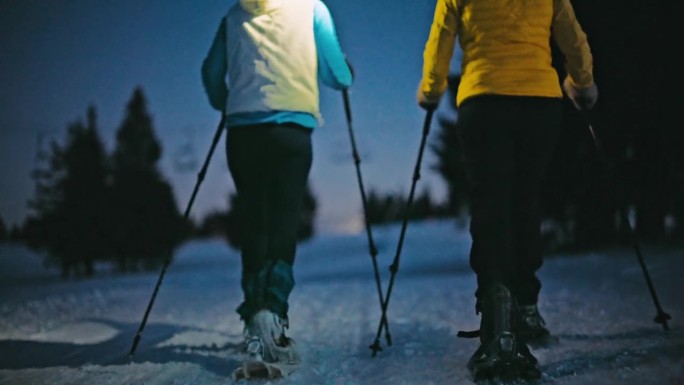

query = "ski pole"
[582,111,671,331]
[128,113,227,357]
[342,90,392,349]
[370,108,435,357]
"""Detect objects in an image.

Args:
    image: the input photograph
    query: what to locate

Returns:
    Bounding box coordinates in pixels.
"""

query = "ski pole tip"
[655,311,672,332]
[128,335,141,357]
[369,341,382,357]
[385,333,393,346]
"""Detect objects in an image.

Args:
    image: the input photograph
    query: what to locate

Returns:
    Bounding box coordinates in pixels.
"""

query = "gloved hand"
[563,76,598,111]
[345,57,355,81]
[416,81,440,111]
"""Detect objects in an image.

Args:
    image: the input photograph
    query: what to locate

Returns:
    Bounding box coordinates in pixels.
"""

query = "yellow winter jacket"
[420,0,594,107]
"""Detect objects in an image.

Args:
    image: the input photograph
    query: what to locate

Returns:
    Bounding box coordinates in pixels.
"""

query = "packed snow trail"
[0,219,682,384]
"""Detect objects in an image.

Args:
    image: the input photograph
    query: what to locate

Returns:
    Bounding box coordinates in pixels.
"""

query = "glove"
[416,81,440,111]
[563,76,598,111]
[345,57,355,81]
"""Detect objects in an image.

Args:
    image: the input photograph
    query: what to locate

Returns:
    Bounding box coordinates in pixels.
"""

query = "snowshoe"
[467,330,518,381]
[467,284,541,383]
[516,344,541,381]
[516,304,558,348]
[232,310,301,380]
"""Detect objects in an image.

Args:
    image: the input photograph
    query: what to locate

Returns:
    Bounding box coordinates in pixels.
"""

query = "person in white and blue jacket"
[201,0,352,375]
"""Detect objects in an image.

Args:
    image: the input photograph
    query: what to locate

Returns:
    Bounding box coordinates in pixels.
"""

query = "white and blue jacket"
[201,0,353,130]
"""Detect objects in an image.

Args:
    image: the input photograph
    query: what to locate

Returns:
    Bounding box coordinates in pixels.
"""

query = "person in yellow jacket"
[417,0,597,381]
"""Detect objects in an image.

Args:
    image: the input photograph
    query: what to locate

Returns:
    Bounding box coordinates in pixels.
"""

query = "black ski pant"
[455,95,562,306]
[227,122,313,321]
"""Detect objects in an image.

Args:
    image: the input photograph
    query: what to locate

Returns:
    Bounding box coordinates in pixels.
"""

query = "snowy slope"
[0,219,682,385]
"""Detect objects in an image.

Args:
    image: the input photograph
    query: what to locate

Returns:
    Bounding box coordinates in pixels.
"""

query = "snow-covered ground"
[0,219,682,384]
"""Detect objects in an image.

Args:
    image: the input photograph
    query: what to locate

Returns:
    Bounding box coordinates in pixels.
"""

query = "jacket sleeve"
[314,0,353,90]
[420,0,459,100]
[201,17,228,111]
[551,0,594,88]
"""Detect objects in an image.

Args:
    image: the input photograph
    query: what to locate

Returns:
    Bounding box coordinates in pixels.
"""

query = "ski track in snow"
[0,219,682,385]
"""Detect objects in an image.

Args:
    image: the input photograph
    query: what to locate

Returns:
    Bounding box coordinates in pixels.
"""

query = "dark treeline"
[20,87,190,278]
[365,188,450,225]
[8,1,679,274]
[195,184,318,247]
[13,84,320,278]
[431,2,682,251]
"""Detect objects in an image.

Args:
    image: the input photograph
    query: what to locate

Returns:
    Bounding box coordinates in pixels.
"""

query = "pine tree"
[26,105,109,277]
[25,137,66,257]
[62,106,109,276]
[109,87,184,271]
[113,87,162,173]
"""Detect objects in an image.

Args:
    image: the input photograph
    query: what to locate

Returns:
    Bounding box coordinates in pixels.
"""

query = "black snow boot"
[467,284,541,382]
[516,304,556,347]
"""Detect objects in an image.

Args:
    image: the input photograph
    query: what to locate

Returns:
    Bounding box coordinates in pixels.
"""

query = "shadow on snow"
[0,319,241,378]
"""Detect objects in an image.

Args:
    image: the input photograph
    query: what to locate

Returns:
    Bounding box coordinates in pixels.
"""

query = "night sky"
[0,0,461,234]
